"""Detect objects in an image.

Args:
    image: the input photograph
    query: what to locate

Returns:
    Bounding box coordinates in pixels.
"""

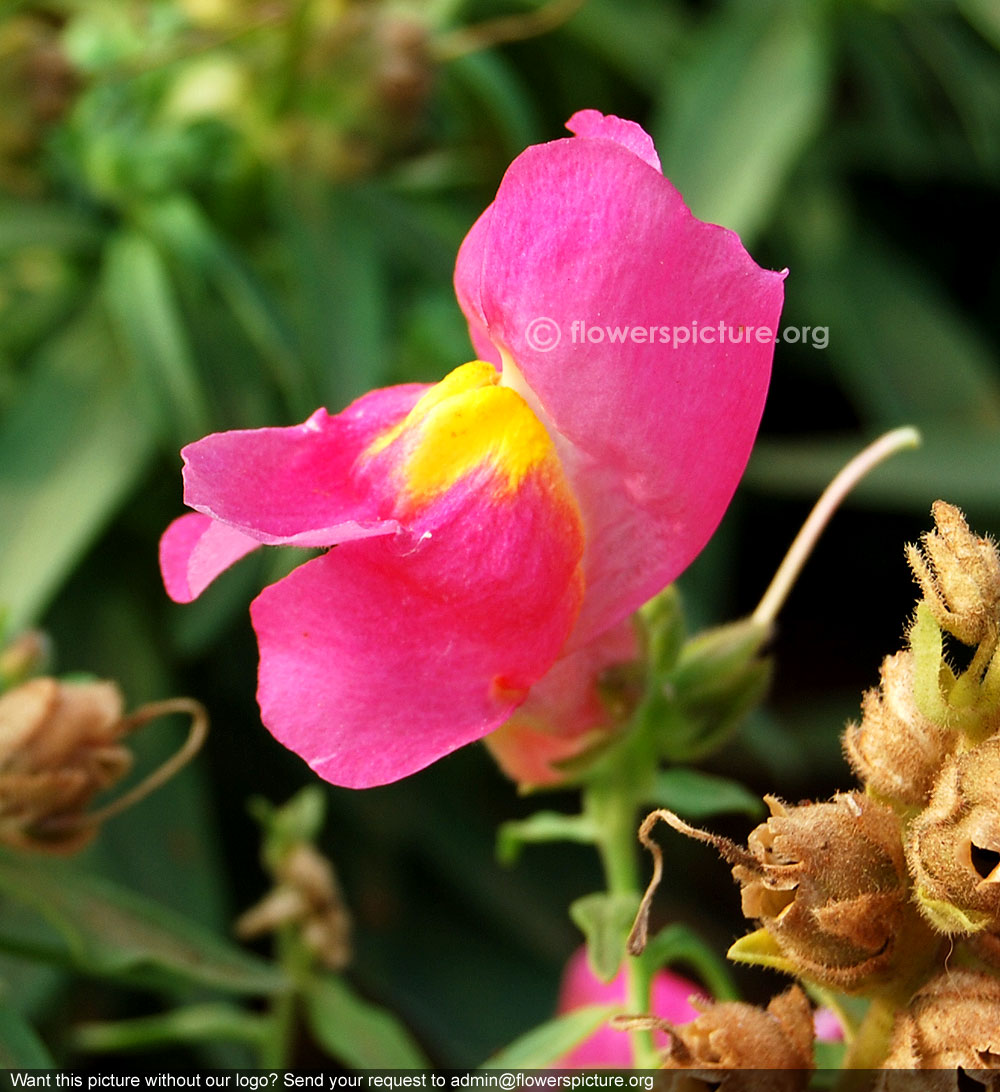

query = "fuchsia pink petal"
[180,385,426,548]
[161,112,784,788]
[565,109,661,171]
[160,513,261,604]
[251,468,584,788]
[484,617,640,786]
[455,111,784,648]
[556,947,705,1067]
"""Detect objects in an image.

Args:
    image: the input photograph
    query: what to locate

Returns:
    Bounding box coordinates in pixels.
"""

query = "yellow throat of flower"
[365,360,558,508]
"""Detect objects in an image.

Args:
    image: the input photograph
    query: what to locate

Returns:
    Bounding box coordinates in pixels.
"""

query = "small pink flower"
[160,111,784,788]
[556,947,705,1067]
[813,1006,845,1043]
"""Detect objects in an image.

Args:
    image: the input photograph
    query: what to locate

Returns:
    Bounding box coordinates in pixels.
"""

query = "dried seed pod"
[843,650,957,807]
[236,842,351,971]
[733,793,931,991]
[876,969,1000,1089]
[907,737,1000,935]
[0,676,130,853]
[906,501,1000,647]
[629,799,935,995]
[656,985,814,1086]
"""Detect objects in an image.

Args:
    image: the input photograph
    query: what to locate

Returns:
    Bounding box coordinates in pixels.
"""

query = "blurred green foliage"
[0,0,998,1066]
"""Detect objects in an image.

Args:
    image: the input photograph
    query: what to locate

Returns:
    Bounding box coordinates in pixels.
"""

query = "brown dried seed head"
[844,651,957,807]
[0,677,129,853]
[734,792,922,991]
[906,501,1000,646]
[880,968,1000,1074]
[661,985,814,1076]
[907,737,1000,935]
[236,842,352,971]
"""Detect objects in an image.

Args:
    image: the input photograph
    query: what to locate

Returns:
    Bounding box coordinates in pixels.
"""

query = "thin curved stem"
[753,427,921,627]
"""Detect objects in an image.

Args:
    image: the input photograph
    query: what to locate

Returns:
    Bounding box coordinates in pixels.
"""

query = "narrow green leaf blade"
[0,1006,56,1067]
[304,974,429,1068]
[497,811,597,865]
[0,849,284,995]
[648,768,764,821]
[654,0,830,240]
[0,306,154,630]
[103,229,211,441]
[480,1005,617,1069]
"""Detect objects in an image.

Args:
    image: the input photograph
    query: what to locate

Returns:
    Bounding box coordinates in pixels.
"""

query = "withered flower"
[622,986,813,1090]
[0,677,206,854]
[844,651,957,807]
[733,793,932,991]
[630,798,935,994]
[0,676,130,853]
[236,842,351,971]
[907,737,1000,936]
[876,969,1000,1090]
[906,501,1000,648]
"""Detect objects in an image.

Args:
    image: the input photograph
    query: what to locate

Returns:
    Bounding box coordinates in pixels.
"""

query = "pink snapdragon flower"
[556,947,704,1067]
[159,111,785,789]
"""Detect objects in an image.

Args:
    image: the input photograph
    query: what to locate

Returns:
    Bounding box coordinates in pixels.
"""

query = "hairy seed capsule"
[843,651,957,807]
[733,793,932,991]
[907,737,1000,935]
[877,968,1000,1084]
[906,500,1000,647]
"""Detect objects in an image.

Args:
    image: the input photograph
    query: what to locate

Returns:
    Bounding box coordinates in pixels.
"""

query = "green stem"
[583,758,658,1068]
[258,926,310,1067]
[838,994,897,1073]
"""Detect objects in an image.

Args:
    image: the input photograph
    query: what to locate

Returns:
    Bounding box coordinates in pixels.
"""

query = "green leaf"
[480,1005,617,1069]
[0,198,103,256]
[746,428,1000,515]
[569,892,640,984]
[0,1005,56,1067]
[102,228,211,442]
[959,0,1000,51]
[496,811,597,865]
[566,0,688,94]
[72,1004,266,1053]
[143,197,311,418]
[654,0,830,241]
[303,974,429,1068]
[783,216,1000,431]
[0,849,284,996]
[642,923,739,1002]
[0,305,155,630]
[648,768,764,821]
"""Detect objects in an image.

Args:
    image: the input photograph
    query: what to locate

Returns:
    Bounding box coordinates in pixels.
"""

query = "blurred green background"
[1,0,999,1067]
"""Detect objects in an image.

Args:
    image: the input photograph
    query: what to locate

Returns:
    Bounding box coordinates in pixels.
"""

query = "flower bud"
[657,985,814,1078]
[0,676,130,853]
[843,651,957,807]
[907,737,1000,935]
[732,793,929,991]
[906,500,1000,647]
[877,968,1000,1082]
